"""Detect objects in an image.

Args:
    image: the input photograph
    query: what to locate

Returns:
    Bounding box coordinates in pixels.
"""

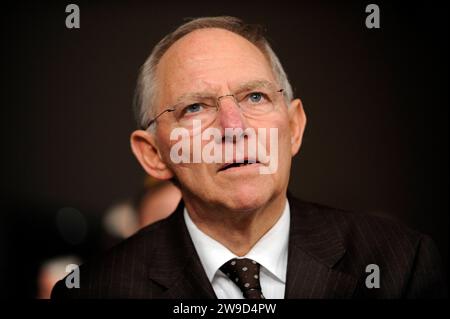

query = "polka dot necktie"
[220,258,265,299]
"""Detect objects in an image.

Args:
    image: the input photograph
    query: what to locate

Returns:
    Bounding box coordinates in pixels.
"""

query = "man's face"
[148,28,302,212]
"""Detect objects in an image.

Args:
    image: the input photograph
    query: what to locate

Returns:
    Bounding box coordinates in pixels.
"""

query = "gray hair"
[133,16,294,130]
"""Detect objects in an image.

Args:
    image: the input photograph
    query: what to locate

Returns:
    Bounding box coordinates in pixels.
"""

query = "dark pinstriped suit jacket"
[51,194,447,299]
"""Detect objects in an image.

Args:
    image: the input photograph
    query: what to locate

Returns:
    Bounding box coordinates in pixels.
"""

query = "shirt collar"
[184,199,290,283]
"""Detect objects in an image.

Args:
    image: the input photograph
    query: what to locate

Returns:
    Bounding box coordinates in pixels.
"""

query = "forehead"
[155,28,276,103]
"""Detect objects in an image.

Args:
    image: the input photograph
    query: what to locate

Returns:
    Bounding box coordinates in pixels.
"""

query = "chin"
[220,183,272,212]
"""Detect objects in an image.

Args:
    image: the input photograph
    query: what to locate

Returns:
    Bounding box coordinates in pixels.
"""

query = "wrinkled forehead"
[155,28,276,105]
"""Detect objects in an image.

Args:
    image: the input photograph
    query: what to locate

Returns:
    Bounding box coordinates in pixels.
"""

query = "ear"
[130,130,174,180]
[288,98,307,157]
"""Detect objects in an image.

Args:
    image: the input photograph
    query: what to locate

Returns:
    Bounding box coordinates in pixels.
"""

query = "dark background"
[0,0,448,298]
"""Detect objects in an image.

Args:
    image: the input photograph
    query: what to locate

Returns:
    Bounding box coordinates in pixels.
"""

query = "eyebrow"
[172,79,277,105]
[234,79,276,93]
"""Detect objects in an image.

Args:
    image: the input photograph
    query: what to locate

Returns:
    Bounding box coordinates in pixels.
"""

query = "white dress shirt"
[184,199,290,299]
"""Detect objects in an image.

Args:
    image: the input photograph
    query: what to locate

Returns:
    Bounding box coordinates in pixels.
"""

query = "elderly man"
[52,16,446,299]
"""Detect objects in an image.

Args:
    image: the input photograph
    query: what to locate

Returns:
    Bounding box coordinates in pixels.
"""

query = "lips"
[218,159,261,172]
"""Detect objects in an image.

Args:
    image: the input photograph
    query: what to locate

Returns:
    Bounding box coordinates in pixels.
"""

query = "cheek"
[157,128,182,167]
[261,115,291,153]
[269,115,293,173]
[158,133,209,178]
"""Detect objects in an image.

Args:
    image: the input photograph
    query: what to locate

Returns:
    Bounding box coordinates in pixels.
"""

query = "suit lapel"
[285,194,358,298]
[145,201,216,298]
[158,255,217,299]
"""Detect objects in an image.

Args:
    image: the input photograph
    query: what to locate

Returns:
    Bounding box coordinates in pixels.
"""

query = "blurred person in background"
[37,256,81,299]
[102,176,181,246]
[135,177,182,228]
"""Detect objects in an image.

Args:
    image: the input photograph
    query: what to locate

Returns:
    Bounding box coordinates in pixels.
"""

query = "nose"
[217,95,246,131]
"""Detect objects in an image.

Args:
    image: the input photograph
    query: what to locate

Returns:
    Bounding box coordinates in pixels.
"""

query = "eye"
[184,103,204,114]
[248,92,265,103]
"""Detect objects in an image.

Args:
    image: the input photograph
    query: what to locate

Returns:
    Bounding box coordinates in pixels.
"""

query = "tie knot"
[220,258,265,299]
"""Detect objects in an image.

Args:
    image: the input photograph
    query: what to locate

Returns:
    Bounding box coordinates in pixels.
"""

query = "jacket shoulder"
[290,197,423,254]
[290,197,445,297]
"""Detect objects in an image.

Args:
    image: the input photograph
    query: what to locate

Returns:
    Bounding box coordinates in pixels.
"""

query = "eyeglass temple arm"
[141,108,175,130]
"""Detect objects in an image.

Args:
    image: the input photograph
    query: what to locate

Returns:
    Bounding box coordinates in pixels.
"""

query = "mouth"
[218,159,261,172]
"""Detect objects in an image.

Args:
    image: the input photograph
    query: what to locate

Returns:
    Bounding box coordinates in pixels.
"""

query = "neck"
[184,191,287,256]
